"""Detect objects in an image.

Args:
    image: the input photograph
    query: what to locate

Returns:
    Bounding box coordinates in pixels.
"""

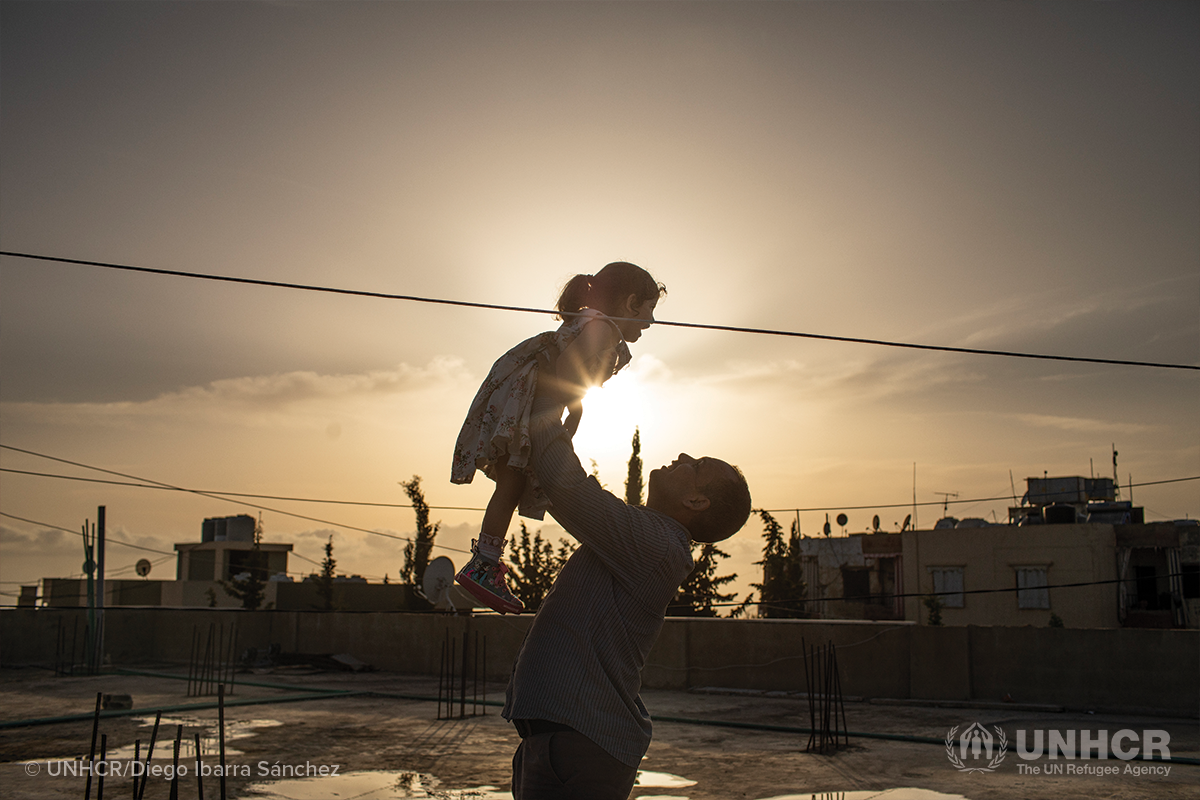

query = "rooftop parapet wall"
[1,610,1194,716]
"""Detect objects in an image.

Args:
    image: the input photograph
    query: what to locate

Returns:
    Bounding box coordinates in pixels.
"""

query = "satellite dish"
[82,560,95,575]
[872,515,881,532]
[422,557,456,610]
[836,513,848,528]
[135,559,152,577]
[901,514,912,532]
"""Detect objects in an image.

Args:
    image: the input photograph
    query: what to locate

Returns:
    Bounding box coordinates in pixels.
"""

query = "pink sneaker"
[455,545,524,615]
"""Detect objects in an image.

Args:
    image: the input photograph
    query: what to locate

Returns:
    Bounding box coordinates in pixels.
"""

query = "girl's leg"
[456,458,526,614]
[480,462,527,543]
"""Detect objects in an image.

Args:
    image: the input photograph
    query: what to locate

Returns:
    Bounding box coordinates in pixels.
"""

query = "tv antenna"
[934,491,959,516]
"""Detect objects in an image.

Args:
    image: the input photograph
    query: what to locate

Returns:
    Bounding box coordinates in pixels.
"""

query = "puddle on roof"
[757,790,970,800]
[636,769,698,788]
[103,716,282,761]
[243,766,699,800]
[243,770,508,799]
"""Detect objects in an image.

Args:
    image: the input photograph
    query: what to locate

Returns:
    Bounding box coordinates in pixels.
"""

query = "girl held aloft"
[451,261,666,613]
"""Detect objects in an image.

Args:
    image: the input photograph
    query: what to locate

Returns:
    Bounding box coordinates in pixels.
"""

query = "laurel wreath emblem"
[945,725,1008,773]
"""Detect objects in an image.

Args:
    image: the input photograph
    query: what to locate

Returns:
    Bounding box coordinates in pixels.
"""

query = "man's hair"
[690,464,752,543]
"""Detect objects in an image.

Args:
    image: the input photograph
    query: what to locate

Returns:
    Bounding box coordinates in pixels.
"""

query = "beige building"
[900,522,1119,628]
[796,532,903,621]
[784,520,1197,629]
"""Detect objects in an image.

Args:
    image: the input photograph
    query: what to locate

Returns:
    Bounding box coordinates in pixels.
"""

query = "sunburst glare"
[570,370,660,482]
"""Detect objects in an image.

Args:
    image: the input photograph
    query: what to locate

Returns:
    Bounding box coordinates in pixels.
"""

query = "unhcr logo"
[945,722,1008,773]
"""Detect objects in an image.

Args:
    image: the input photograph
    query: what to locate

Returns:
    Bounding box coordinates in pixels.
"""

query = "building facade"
[781,519,1197,629]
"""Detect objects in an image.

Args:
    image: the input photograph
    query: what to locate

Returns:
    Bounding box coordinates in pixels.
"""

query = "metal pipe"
[195,733,204,800]
[97,733,107,800]
[84,692,101,800]
[136,711,160,800]
[218,684,226,800]
[168,725,181,800]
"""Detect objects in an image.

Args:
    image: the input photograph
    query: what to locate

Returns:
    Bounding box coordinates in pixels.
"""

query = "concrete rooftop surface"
[0,667,1196,800]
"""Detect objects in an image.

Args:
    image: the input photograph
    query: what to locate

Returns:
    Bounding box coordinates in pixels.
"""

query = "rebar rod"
[459,630,467,719]
[97,733,107,800]
[195,732,204,800]
[218,684,227,800]
[168,724,181,800]
[136,711,160,800]
[84,692,101,800]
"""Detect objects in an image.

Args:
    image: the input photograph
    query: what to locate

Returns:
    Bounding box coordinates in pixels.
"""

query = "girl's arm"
[555,318,621,407]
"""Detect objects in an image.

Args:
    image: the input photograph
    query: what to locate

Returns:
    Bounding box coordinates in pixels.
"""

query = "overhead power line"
[3,250,1196,371]
[0,468,486,512]
[4,464,1198,519]
[0,444,470,557]
[711,571,1195,611]
[0,511,176,556]
[759,475,1200,515]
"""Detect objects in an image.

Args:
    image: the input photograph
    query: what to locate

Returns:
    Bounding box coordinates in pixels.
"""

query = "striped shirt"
[503,396,694,767]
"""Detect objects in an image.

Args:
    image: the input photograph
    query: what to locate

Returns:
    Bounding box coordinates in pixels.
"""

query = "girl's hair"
[556,261,667,318]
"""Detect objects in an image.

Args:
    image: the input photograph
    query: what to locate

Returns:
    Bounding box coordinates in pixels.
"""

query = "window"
[841,567,870,602]
[1016,567,1050,609]
[929,567,964,608]
[1180,563,1199,600]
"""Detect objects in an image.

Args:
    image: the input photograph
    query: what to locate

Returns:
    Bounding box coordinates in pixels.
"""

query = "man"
[503,362,752,799]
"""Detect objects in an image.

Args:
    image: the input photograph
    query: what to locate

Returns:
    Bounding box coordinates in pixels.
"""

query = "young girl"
[450,261,666,613]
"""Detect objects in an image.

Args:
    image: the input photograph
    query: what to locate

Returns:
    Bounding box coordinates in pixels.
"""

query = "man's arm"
[528,360,671,586]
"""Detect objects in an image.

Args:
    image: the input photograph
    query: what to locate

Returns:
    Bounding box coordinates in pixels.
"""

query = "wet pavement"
[1,666,1196,799]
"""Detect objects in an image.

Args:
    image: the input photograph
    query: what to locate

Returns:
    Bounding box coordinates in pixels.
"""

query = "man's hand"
[564,402,583,438]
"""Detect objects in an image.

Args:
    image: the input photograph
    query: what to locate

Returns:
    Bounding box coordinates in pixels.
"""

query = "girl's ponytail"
[556,273,593,317]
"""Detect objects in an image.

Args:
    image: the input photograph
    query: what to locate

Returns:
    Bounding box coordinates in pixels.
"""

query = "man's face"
[647,453,735,510]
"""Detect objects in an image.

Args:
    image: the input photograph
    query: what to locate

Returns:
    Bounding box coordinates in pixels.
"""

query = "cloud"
[0,523,70,549]
[0,358,474,430]
[921,277,1197,358]
[1012,413,1154,435]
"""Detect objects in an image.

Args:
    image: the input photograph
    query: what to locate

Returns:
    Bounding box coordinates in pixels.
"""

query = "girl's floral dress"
[451,309,631,520]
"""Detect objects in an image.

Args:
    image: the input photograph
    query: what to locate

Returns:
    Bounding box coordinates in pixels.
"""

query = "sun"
[570,370,657,471]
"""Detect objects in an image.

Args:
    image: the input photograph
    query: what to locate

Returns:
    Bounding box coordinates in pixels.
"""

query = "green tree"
[923,595,944,626]
[506,522,576,612]
[668,542,739,616]
[400,475,439,610]
[317,535,336,611]
[221,515,269,610]
[749,510,807,619]
[625,427,644,506]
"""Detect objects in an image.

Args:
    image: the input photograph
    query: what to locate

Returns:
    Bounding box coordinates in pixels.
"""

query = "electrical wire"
[0,467,485,512]
[3,250,1196,371]
[715,571,1193,610]
[0,444,470,556]
[0,511,177,556]
[6,494,1187,611]
[4,462,1196,519]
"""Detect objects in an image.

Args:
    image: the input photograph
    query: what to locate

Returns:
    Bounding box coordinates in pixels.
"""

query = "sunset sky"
[2,1,1197,608]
